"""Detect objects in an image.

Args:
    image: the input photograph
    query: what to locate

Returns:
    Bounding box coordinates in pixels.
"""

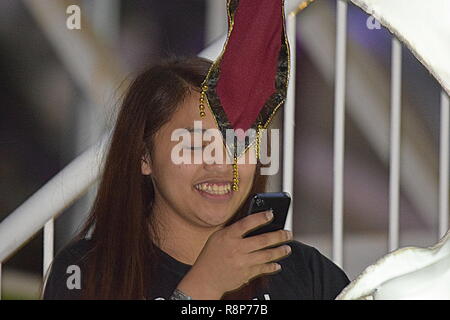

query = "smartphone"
[242,192,291,238]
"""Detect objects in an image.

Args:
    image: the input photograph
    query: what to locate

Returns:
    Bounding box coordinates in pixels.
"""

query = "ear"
[141,154,152,175]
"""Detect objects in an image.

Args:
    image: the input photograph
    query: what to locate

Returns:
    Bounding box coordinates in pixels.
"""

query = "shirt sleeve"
[308,247,350,300]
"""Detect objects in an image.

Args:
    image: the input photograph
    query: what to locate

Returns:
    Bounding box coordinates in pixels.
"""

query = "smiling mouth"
[194,182,232,196]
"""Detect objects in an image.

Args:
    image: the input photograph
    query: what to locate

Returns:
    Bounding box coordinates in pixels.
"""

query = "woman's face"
[142,90,257,229]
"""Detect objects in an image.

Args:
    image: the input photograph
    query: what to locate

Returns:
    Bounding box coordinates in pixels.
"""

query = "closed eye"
[183,144,209,150]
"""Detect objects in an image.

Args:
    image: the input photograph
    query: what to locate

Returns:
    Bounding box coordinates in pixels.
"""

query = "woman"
[43,57,349,300]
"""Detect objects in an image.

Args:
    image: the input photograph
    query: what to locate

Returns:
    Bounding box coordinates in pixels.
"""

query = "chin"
[200,211,233,227]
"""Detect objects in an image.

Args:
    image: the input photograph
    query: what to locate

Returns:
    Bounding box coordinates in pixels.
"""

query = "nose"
[202,141,233,170]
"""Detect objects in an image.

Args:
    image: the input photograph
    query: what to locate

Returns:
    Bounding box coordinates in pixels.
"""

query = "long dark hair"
[70,57,270,299]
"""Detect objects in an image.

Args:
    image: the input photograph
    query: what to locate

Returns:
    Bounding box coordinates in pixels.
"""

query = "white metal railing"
[283,11,297,232]
[0,134,109,298]
[440,91,450,239]
[389,38,402,252]
[43,219,54,279]
[0,0,449,299]
[331,1,449,267]
[332,0,347,268]
[0,134,109,262]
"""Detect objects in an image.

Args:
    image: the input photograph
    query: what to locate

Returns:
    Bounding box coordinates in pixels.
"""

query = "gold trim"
[202,0,291,163]
[261,0,291,132]
[200,0,236,161]
[290,0,316,17]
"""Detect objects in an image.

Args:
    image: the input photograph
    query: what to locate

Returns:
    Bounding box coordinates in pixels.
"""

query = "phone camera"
[255,198,264,207]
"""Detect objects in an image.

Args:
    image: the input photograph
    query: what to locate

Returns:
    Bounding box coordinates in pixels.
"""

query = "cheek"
[168,164,195,184]
[238,149,257,186]
[153,159,193,191]
[239,164,257,188]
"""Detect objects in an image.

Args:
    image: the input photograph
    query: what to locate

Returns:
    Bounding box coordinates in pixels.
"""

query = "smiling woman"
[42,0,350,300]
[42,57,275,300]
[41,56,349,300]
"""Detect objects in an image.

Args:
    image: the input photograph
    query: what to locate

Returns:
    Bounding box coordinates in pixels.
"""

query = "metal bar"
[43,219,54,277]
[333,0,348,268]
[298,2,440,236]
[440,91,450,239]
[0,134,109,263]
[283,12,297,232]
[389,38,402,252]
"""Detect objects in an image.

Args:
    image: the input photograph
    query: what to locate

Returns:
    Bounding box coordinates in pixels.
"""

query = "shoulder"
[282,240,350,299]
[52,238,93,269]
[284,240,329,267]
[287,240,340,268]
[42,238,93,300]
[287,239,318,257]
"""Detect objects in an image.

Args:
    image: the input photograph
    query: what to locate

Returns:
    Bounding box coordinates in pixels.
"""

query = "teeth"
[195,183,232,195]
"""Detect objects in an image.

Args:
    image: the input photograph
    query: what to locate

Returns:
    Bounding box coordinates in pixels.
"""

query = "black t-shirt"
[43,239,350,300]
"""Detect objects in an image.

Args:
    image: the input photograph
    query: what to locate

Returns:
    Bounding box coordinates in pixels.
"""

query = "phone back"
[243,192,291,238]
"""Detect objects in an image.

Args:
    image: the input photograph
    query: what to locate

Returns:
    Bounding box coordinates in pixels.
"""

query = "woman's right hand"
[176,210,293,299]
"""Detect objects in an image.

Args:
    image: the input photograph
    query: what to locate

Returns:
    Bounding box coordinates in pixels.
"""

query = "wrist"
[177,270,224,300]
[169,288,192,300]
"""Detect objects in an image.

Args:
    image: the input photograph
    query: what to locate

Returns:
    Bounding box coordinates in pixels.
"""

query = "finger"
[248,262,282,279]
[248,245,292,264]
[230,210,273,238]
[242,229,293,252]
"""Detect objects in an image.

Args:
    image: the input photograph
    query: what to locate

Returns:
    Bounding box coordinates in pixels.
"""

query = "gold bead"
[199,104,204,109]
[200,111,206,118]
[202,85,208,91]
[256,122,263,160]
